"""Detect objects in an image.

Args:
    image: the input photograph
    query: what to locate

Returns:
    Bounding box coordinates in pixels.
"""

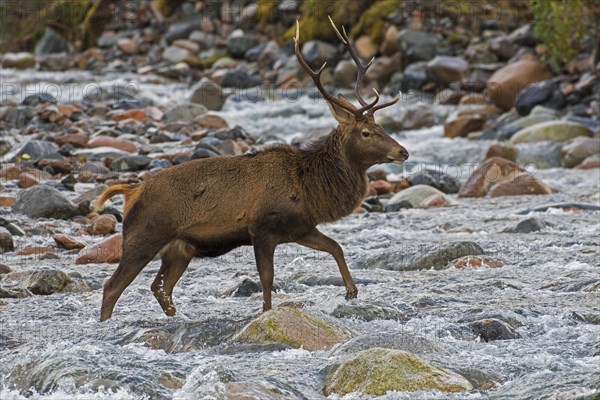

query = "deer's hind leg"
[100,234,169,321]
[151,240,195,316]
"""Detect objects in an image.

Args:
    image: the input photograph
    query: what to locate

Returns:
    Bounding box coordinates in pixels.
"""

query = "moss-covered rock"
[324,348,473,396]
[234,307,352,351]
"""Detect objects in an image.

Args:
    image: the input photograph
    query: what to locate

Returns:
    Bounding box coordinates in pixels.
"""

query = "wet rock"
[52,233,86,250]
[39,53,70,71]
[22,92,57,106]
[0,264,12,274]
[88,214,117,235]
[486,59,553,110]
[331,333,446,357]
[194,114,228,129]
[162,46,190,63]
[561,137,600,168]
[396,29,442,63]
[355,241,485,271]
[510,121,591,144]
[420,194,450,208]
[333,60,357,87]
[504,217,550,233]
[459,157,524,197]
[2,140,58,163]
[13,185,79,219]
[332,303,415,322]
[34,27,68,55]
[0,217,25,237]
[221,69,262,89]
[189,78,226,111]
[485,142,517,161]
[388,185,455,208]
[0,228,14,253]
[323,348,472,396]
[2,269,90,295]
[111,155,151,172]
[1,52,35,69]
[516,202,600,214]
[75,233,122,264]
[295,274,376,287]
[468,319,520,342]
[515,141,562,169]
[4,106,34,128]
[301,40,337,67]
[514,80,564,116]
[163,103,207,124]
[221,278,262,297]
[426,56,469,85]
[226,30,260,59]
[449,256,504,268]
[234,307,352,351]
[488,173,553,197]
[224,381,298,399]
[88,136,137,153]
[0,287,31,298]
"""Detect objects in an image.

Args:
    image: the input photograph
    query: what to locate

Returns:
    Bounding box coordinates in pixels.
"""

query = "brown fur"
[98,21,409,321]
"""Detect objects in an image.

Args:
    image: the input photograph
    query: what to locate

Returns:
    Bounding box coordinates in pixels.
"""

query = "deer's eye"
[361,130,371,138]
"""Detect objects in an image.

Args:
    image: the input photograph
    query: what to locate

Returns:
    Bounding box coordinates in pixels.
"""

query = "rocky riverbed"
[1,0,599,398]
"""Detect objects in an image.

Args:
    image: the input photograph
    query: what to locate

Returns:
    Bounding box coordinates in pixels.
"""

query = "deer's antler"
[295,18,400,117]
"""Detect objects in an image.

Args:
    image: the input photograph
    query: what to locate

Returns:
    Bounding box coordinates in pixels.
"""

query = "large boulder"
[13,185,79,219]
[2,269,90,295]
[226,30,260,59]
[1,52,35,69]
[486,59,553,110]
[300,40,337,68]
[34,27,68,55]
[234,307,352,351]
[459,157,552,197]
[510,121,591,144]
[323,348,473,396]
[396,29,443,63]
[2,140,59,163]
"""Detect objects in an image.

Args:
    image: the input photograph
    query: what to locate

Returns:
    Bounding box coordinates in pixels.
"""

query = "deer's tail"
[92,184,142,218]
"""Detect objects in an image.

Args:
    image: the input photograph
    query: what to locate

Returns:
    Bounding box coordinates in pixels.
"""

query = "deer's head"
[295,18,409,168]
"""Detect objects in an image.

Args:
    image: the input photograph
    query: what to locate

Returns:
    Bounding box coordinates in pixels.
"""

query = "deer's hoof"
[345,288,358,300]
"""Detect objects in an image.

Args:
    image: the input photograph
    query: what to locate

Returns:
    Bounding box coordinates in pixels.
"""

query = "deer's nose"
[400,148,409,161]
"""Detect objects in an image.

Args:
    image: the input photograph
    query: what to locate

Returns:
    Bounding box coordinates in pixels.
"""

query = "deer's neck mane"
[298,127,368,224]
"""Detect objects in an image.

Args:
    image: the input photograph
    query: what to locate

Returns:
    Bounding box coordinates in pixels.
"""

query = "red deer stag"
[94,18,408,321]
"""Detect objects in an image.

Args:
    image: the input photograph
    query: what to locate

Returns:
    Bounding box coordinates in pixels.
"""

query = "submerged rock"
[13,185,79,220]
[2,269,90,295]
[331,333,447,357]
[234,307,352,351]
[354,241,485,271]
[323,348,473,396]
[332,303,416,322]
[468,319,520,341]
[504,217,550,233]
[0,228,14,253]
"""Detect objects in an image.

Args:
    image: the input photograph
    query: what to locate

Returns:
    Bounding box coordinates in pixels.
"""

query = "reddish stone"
[194,114,229,129]
[88,214,118,235]
[55,133,89,147]
[459,157,524,198]
[577,159,600,169]
[109,109,146,122]
[488,172,553,197]
[17,245,55,256]
[420,194,448,208]
[0,165,22,180]
[53,234,86,250]
[0,196,16,207]
[76,233,122,264]
[117,38,138,54]
[450,256,504,269]
[18,172,39,188]
[370,180,392,195]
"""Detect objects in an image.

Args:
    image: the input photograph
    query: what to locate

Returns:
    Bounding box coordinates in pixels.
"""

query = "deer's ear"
[327,94,357,124]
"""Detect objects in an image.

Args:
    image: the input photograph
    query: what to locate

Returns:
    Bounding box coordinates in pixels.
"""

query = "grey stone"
[189,31,218,50]
[111,155,152,172]
[1,140,59,163]
[165,19,200,43]
[332,303,416,322]
[190,77,227,111]
[301,40,337,67]
[162,103,207,124]
[34,27,68,55]
[515,141,562,169]
[221,70,262,89]
[406,168,460,194]
[425,56,469,85]
[396,29,442,63]
[333,60,358,87]
[226,30,260,59]
[162,46,190,63]
[468,319,520,341]
[354,241,485,271]
[388,185,455,208]
[504,217,550,233]
[13,185,79,219]
[331,333,447,357]
[2,269,90,295]
[4,107,35,129]
[0,228,14,253]
[1,52,35,69]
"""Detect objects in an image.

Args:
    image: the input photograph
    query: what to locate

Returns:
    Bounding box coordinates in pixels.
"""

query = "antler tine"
[328,16,374,108]
[367,91,402,116]
[294,20,361,116]
[355,88,380,115]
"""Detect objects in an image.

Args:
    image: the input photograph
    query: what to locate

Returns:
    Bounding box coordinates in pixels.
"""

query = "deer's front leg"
[296,228,358,300]
[253,241,276,312]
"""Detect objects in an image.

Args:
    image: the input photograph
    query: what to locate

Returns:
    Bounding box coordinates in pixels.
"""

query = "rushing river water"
[0,71,599,399]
